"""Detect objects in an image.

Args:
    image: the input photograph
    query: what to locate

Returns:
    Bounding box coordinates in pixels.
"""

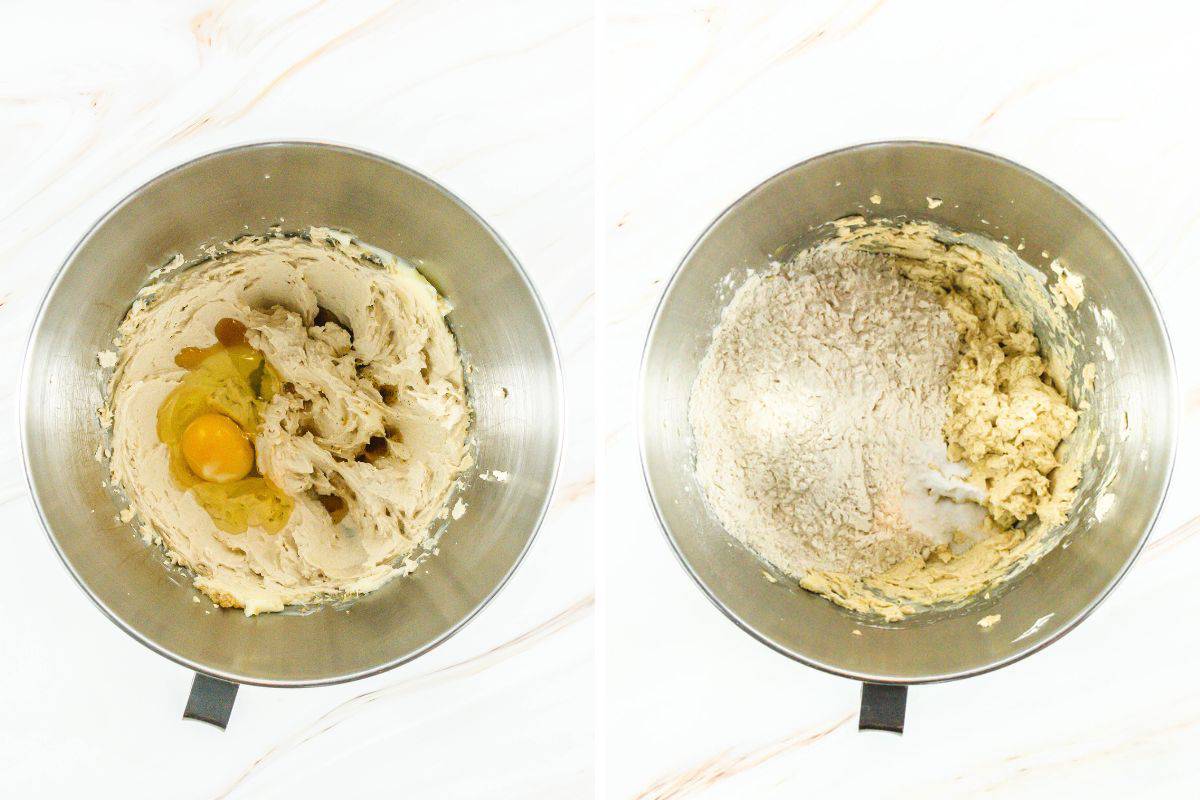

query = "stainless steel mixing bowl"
[22,143,562,701]
[640,141,1176,722]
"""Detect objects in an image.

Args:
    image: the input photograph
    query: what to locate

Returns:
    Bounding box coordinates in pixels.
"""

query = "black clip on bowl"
[858,682,907,734]
[183,673,239,730]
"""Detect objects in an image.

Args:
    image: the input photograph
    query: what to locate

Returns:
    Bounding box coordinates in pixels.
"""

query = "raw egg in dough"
[181,412,254,483]
[156,317,293,534]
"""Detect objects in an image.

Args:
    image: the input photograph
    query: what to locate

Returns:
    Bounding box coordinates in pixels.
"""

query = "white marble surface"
[604,1,1200,797]
[11,1,1200,795]
[0,1,592,797]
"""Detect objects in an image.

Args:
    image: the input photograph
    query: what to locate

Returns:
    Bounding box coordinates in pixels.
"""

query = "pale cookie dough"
[691,218,1081,621]
[834,218,1080,529]
[105,228,472,614]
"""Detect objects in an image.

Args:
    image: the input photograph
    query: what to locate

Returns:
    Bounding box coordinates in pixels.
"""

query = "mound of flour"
[689,244,971,578]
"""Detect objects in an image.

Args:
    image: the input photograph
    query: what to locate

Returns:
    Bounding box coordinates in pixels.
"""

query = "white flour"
[690,244,984,578]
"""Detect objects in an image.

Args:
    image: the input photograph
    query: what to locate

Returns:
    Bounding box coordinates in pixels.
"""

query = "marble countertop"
[604,1,1200,798]
[8,0,1200,796]
[0,1,593,797]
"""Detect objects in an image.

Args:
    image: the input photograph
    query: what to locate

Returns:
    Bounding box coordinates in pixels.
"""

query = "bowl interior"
[23,143,561,685]
[641,142,1175,682]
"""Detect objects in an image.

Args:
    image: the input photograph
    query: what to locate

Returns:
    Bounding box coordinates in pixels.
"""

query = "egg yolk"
[156,317,293,534]
[181,413,254,483]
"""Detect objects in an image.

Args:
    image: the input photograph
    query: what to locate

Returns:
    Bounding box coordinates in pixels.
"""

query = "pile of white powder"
[689,244,987,579]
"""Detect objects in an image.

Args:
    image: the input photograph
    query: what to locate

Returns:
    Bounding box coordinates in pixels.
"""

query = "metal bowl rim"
[637,138,1179,685]
[20,139,566,688]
